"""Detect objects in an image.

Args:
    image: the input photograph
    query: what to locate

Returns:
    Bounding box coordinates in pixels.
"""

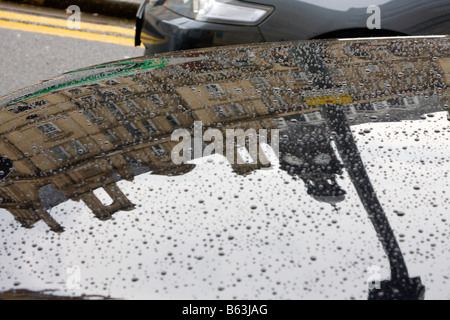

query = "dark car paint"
[141,5,266,53]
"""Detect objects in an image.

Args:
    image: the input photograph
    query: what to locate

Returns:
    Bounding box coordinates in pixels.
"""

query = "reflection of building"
[0,37,448,232]
[0,74,199,231]
[0,46,309,231]
[438,56,450,120]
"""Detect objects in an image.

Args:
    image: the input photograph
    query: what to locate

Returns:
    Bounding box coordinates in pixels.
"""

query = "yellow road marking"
[0,10,167,46]
[141,33,166,44]
[0,20,135,46]
[305,95,353,106]
[0,10,135,36]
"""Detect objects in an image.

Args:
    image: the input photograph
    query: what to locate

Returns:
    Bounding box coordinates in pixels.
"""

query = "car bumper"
[141,5,266,54]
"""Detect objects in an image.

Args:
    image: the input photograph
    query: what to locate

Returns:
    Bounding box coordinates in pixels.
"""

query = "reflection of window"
[106,79,120,86]
[264,96,283,110]
[101,89,117,97]
[251,77,268,89]
[52,146,71,162]
[206,73,217,81]
[125,100,140,111]
[373,101,388,110]
[106,102,123,117]
[404,96,419,107]
[355,103,375,111]
[232,59,253,67]
[232,51,254,67]
[231,103,244,116]
[331,68,344,77]
[32,100,47,107]
[292,71,308,82]
[387,98,405,108]
[349,83,357,94]
[26,114,40,120]
[263,97,279,111]
[365,64,379,73]
[214,106,229,119]
[205,84,224,97]
[273,118,287,128]
[272,92,285,106]
[165,114,179,127]
[83,109,98,122]
[125,123,143,138]
[400,62,415,71]
[80,95,96,103]
[67,88,82,95]
[11,100,46,113]
[119,87,133,94]
[151,145,165,156]
[70,140,87,154]
[103,129,118,142]
[304,112,323,122]
[38,123,62,137]
[141,119,157,133]
[416,75,424,85]
[149,94,163,106]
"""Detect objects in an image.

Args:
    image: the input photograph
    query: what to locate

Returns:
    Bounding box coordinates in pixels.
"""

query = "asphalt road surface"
[0,3,144,97]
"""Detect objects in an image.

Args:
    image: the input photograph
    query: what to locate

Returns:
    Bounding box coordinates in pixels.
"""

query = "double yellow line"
[0,9,141,46]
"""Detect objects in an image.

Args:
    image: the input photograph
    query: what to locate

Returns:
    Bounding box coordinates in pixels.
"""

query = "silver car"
[135,0,450,54]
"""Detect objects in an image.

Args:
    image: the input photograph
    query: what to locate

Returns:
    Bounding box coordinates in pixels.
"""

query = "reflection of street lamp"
[291,43,425,300]
[278,122,347,205]
[321,103,425,300]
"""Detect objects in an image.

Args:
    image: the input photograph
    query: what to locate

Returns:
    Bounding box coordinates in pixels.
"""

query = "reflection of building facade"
[437,56,450,119]
[0,38,448,232]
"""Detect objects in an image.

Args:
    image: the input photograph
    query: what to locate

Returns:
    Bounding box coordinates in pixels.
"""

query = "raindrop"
[394,210,406,217]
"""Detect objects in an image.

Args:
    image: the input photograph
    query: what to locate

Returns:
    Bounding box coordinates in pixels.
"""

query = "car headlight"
[164,0,274,25]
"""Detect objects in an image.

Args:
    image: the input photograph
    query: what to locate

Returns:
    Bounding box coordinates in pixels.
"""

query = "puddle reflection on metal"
[0,36,449,300]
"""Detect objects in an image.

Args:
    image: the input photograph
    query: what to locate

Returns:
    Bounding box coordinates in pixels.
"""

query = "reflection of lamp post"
[291,43,425,300]
[321,103,425,300]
